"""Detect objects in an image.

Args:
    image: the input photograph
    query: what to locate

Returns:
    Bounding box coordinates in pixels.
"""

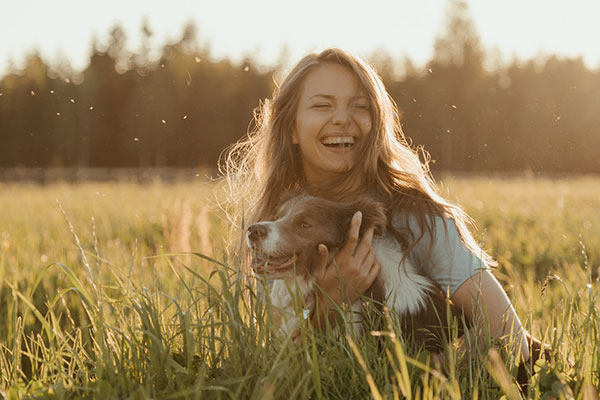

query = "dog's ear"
[337,198,386,237]
[349,198,387,236]
[273,189,303,218]
[277,189,302,207]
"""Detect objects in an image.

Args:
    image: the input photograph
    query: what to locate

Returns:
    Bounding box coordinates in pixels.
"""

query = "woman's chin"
[304,163,356,184]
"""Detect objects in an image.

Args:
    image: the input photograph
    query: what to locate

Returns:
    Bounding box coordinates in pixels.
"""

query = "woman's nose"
[331,106,351,126]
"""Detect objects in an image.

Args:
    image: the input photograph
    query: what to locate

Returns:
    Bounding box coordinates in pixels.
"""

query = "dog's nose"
[247,224,268,242]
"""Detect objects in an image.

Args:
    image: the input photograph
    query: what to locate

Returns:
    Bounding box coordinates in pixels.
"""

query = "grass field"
[0,176,598,399]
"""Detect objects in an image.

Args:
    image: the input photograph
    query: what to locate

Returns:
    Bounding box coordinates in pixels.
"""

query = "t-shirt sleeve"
[394,213,489,296]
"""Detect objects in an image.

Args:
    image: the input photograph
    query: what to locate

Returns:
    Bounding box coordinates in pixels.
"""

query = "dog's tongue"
[251,255,294,270]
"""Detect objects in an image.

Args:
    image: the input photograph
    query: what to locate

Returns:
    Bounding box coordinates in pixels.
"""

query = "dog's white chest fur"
[270,234,433,336]
[372,235,433,314]
[270,276,315,335]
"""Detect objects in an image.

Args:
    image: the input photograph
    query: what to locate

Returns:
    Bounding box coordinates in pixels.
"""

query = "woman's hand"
[310,211,381,327]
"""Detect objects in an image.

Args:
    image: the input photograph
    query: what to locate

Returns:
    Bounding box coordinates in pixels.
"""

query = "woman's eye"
[300,222,311,229]
[355,103,369,110]
[313,103,330,109]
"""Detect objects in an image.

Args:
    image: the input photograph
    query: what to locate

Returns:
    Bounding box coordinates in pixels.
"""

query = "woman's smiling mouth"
[321,136,355,148]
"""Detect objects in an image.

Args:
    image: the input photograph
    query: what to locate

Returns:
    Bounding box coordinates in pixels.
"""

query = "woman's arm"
[309,211,381,329]
[451,269,530,362]
[398,214,529,361]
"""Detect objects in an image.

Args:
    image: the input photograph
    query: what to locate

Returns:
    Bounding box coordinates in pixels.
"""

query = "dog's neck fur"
[271,274,315,307]
[372,236,433,315]
[269,275,315,336]
[269,244,345,310]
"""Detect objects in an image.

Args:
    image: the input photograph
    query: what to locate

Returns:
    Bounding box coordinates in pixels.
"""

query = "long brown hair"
[220,48,495,267]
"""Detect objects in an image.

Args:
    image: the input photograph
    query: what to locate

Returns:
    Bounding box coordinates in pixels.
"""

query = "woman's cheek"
[355,113,372,134]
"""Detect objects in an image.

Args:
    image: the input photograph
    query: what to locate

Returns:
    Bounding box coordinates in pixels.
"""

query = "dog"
[246,194,461,352]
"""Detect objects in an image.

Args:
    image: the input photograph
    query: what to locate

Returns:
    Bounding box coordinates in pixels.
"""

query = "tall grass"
[0,176,598,398]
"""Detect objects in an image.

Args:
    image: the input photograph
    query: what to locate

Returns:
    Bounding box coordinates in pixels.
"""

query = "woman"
[222,48,530,361]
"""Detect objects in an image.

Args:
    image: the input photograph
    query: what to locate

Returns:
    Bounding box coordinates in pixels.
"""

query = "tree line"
[1,3,599,174]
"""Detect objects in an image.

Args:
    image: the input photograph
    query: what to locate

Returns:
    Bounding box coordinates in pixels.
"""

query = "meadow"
[0,176,598,399]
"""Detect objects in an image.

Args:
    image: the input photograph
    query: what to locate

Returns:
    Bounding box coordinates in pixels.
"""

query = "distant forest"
[1,2,599,173]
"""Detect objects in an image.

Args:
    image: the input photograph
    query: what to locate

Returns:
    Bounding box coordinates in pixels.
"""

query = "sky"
[2,0,600,76]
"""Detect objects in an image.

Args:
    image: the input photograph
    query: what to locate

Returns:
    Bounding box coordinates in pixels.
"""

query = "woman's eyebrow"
[308,94,334,100]
[308,94,367,100]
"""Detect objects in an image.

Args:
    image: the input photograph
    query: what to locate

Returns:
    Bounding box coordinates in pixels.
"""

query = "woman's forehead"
[299,63,366,100]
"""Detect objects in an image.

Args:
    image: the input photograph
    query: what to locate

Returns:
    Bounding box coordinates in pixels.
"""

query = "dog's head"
[246,194,386,279]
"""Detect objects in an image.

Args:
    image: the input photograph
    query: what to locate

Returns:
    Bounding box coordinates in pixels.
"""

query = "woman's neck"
[304,174,367,202]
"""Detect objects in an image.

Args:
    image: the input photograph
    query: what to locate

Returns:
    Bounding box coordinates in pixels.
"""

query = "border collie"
[246,194,461,351]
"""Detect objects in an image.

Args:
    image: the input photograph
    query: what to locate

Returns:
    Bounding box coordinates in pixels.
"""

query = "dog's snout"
[247,224,268,242]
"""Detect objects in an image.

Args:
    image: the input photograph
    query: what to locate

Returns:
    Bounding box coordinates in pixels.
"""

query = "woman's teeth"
[321,137,355,147]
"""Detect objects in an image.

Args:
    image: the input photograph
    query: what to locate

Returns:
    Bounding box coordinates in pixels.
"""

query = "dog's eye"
[300,222,311,229]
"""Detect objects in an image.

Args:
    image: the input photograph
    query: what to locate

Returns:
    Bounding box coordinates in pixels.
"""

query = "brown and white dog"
[247,194,461,351]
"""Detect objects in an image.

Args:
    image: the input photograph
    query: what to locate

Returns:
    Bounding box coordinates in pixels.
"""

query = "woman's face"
[292,63,372,187]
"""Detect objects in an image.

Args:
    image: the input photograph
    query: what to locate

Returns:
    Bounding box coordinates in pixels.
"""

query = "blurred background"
[1,0,599,179]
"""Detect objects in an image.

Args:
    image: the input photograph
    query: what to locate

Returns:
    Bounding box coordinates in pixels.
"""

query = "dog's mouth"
[250,253,296,276]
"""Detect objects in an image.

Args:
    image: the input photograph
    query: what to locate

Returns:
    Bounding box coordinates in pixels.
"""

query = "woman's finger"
[353,227,374,261]
[366,261,381,285]
[315,244,329,280]
[338,211,362,257]
[361,247,376,272]
[359,251,380,288]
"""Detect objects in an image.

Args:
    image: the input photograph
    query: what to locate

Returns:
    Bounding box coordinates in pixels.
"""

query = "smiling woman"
[221,47,539,378]
[292,63,372,186]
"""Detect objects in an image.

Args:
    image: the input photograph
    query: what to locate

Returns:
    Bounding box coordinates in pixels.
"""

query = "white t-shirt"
[391,212,489,296]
